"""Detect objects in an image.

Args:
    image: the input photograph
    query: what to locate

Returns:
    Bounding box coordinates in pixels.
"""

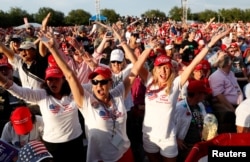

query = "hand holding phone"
[106,31,113,37]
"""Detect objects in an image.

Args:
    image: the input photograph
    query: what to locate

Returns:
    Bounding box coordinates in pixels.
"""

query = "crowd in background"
[0,12,250,162]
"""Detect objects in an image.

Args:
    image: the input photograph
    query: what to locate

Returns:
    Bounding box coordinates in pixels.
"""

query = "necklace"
[146,81,166,94]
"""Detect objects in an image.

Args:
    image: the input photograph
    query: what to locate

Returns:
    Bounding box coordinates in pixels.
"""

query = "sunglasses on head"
[110,61,122,64]
[91,79,110,85]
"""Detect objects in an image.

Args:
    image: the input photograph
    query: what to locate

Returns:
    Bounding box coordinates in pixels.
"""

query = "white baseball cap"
[110,49,124,62]
[18,41,36,50]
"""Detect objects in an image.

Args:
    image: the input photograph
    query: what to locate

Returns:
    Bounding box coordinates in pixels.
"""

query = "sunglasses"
[110,61,122,64]
[91,79,110,85]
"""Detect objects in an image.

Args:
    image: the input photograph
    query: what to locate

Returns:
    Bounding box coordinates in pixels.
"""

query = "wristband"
[145,45,153,49]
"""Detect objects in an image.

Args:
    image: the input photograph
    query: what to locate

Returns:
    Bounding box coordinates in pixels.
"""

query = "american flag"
[49,104,61,114]
[146,92,158,100]
[99,110,110,120]
[18,140,53,162]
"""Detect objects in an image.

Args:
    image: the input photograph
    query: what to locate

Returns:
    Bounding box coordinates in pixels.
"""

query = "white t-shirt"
[7,83,82,143]
[111,63,134,111]
[243,83,250,99]
[235,99,250,127]
[143,75,181,138]
[8,55,43,90]
[1,115,44,148]
[80,83,130,162]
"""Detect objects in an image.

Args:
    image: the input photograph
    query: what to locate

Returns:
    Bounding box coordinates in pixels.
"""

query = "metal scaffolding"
[95,0,101,21]
[182,0,188,23]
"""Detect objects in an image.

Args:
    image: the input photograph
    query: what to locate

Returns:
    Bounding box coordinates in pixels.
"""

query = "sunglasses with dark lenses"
[91,79,110,85]
[110,61,122,64]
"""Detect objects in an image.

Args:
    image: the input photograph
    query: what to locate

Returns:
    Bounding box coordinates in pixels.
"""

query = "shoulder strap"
[22,63,44,83]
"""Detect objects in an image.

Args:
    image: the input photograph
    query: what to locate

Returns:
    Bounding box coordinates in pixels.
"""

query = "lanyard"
[94,94,118,137]
[18,133,30,148]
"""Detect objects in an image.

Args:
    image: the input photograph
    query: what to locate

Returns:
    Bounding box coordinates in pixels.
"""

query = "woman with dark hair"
[0,65,85,162]
[36,27,155,162]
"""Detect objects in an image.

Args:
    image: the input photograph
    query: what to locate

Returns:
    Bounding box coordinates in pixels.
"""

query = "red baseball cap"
[187,80,212,94]
[45,66,64,80]
[0,55,12,69]
[88,66,112,80]
[230,42,238,48]
[154,54,172,67]
[200,60,211,71]
[194,63,203,71]
[10,106,33,135]
[48,54,58,67]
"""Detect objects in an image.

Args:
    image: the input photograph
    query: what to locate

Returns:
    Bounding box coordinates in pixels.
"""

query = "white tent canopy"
[14,22,42,30]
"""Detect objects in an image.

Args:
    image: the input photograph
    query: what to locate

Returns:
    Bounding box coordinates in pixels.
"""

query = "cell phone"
[41,36,49,42]
[106,31,113,37]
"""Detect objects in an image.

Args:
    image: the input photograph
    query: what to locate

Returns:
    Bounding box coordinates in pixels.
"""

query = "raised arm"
[123,38,157,97]
[69,37,98,70]
[39,12,52,57]
[39,32,84,108]
[112,27,137,64]
[0,42,15,61]
[180,26,233,87]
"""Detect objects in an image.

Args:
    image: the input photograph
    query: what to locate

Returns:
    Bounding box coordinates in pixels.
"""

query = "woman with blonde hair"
[138,27,232,162]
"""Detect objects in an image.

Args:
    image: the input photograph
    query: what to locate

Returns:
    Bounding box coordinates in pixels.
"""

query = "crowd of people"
[0,12,250,162]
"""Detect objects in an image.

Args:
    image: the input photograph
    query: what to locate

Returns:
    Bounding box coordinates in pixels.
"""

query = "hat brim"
[88,71,111,80]
[154,62,172,67]
[13,120,33,135]
[45,74,64,80]
[0,64,12,69]
[18,47,35,51]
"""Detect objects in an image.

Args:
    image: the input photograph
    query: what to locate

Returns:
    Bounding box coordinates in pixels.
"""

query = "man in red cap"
[175,80,212,162]
[1,106,44,148]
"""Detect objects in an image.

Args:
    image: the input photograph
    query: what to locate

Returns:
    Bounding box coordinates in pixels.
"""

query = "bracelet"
[145,45,153,49]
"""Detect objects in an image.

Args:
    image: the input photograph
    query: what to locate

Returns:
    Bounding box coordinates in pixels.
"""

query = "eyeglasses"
[110,61,122,64]
[91,79,110,85]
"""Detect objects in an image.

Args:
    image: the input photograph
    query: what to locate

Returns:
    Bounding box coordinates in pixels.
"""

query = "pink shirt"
[209,69,243,105]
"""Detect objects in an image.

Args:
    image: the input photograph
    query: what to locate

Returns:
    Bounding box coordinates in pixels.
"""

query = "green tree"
[8,7,32,27]
[143,9,166,19]
[168,6,183,21]
[197,10,217,22]
[34,7,65,26]
[0,10,10,28]
[64,9,91,26]
[101,9,120,24]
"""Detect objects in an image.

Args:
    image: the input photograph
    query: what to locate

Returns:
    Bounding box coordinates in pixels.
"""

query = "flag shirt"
[143,75,181,139]
[7,83,82,143]
[80,83,130,162]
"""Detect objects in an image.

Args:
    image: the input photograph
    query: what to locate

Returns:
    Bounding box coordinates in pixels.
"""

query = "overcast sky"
[0,0,249,17]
